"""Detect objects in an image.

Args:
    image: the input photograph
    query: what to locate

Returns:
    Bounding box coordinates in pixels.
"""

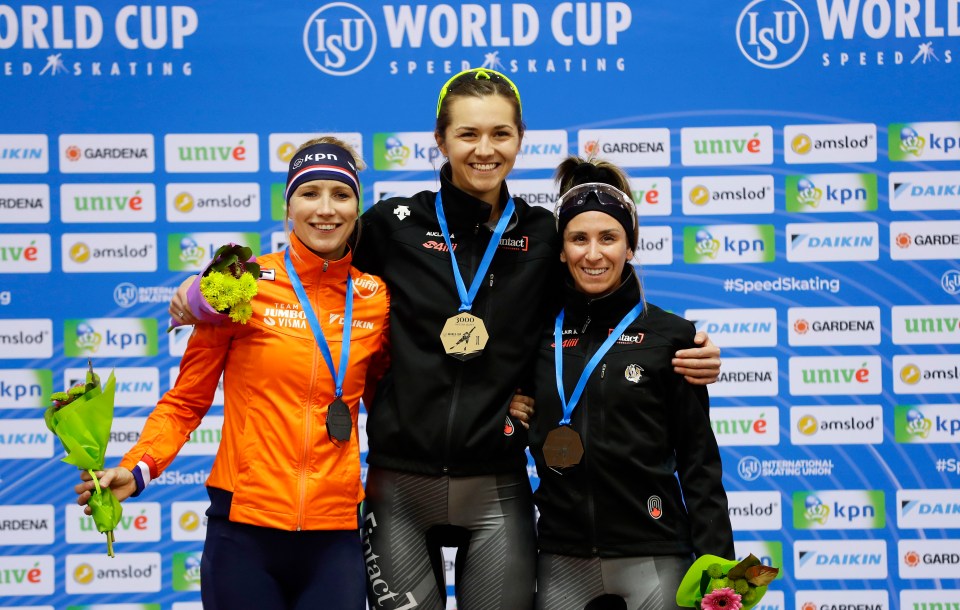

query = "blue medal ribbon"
[285,248,353,399]
[554,300,645,425]
[435,192,516,312]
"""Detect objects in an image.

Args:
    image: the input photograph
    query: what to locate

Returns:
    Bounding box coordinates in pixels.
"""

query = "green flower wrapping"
[45,361,122,557]
[676,554,779,610]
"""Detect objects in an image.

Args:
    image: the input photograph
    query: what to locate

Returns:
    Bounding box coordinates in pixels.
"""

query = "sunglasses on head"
[554,182,638,228]
[436,68,522,117]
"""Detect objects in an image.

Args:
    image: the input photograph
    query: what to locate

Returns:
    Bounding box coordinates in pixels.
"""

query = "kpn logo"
[895,405,960,443]
[683,224,775,264]
[794,490,885,530]
[64,319,157,358]
[890,122,960,162]
[173,551,202,591]
[785,174,878,213]
[374,133,412,169]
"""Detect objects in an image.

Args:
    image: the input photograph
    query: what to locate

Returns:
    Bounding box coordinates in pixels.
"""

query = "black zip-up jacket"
[354,167,560,476]
[528,271,734,559]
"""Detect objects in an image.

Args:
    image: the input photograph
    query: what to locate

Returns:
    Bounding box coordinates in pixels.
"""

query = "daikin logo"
[737,0,809,68]
[794,540,887,580]
[898,489,960,529]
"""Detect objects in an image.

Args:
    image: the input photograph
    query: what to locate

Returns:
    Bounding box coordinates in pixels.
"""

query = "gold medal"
[440,312,489,361]
[542,425,584,470]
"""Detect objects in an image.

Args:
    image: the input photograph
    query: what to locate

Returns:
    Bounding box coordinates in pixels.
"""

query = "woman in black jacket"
[528,157,735,610]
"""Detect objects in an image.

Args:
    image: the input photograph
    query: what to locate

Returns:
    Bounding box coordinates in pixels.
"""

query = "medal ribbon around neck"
[434,192,516,313]
[285,248,353,399]
[553,300,645,425]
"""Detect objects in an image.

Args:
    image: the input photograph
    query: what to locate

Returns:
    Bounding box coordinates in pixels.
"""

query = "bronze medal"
[542,425,584,470]
[440,312,489,361]
[326,398,352,444]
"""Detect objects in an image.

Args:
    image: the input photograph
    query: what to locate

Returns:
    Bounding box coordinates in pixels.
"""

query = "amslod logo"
[790,405,884,445]
[899,539,960,579]
[897,489,960,529]
[166,183,261,222]
[894,354,960,394]
[737,0,808,69]
[890,122,960,162]
[892,305,960,345]
[890,170,960,211]
[726,491,782,530]
[171,501,210,541]
[633,226,673,266]
[785,173,878,212]
[894,405,960,443]
[0,369,52,409]
[62,233,157,273]
[66,552,162,594]
[683,224,775,264]
[64,318,157,358]
[0,555,55,596]
[783,124,877,164]
[167,232,261,272]
[685,308,777,348]
[0,319,53,359]
[794,539,887,580]
[786,221,878,262]
[789,355,882,396]
[793,490,885,530]
[682,175,774,215]
[373,132,440,170]
[711,357,779,397]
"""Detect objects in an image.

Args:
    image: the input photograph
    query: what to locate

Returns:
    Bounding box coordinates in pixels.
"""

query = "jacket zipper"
[296,269,323,530]
[583,325,599,555]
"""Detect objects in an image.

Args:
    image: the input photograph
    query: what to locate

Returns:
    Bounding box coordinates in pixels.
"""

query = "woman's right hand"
[75,468,137,515]
[169,275,200,325]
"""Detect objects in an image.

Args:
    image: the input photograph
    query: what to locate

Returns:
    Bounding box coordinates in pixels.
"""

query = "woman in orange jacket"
[73,136,390,610]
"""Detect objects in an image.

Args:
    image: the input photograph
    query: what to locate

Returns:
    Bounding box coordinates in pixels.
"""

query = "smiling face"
[560,211,634,297]
[435,94,521,208]
[287,179,359,260]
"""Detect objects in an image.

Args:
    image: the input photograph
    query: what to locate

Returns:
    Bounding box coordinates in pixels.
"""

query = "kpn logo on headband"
[64,319,157,358]
[167,232,261,271]
[889,122,960,162]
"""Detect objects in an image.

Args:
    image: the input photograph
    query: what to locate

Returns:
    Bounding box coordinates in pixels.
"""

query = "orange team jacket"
[119,232,390,531]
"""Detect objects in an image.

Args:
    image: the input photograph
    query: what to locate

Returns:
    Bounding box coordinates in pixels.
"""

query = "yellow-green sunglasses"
[435,67,522,118]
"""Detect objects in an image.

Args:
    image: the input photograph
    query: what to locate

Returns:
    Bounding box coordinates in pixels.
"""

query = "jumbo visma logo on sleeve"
[64,319,157,357]
[793,490,885,529]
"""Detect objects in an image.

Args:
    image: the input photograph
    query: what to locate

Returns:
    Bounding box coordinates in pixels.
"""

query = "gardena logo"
[736,0,809,69]
[303,3,377,76]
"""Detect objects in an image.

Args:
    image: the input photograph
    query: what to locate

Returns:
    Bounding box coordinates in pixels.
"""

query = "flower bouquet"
[45,360,121,557]
[168,242,260,332]
[676,554,779,610]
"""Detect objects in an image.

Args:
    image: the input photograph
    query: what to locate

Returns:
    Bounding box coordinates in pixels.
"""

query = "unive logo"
[890,220,960,261]
[895,405,960,443]
[736,0,808,68]
[303,3,377,76]
[66,502,161,543]
[681,175,774,215]
[0,233,51,273]
[785,173,878,212]
[168,232,261,272]
[632,226,673,266]
[680,126,774,166]
[789,355,882,396]
[794,490,885,530]
[58,134,155,173]
[683,224,775,264]
[171,501,210,541]
[0,369,53,409]
[0,419,54,459]
[61,233,157,273]
[179,415,224,456]
[0,555,55,596]
[727,491,782,531]
[711,407,779,446]
[0,504,55,546]
[60,183,156,223]
[577,128,671,167]
[0,183,51,223]
[173,551,203,591]
[897,489,960,529]
[0,134,49,173]
[892,305,960,345]
[787,306,881,346]
[898,540,960,579]
[783,124,877,164]
[165,183,261,222]
[893,354,960,395]
[794,539,887,580]
[373,132,440,170]
[711,357,779,397]
[0,318,53,359]
[685,308,777,348]
[514,130,568,170]
[901,589,960,610]
[796,590,889,610]
[164,134,259,173]
[890,122,960,162]
[268,132,363,172]
[64,318,158,358]
[890,170,960,211]
[65,552,162,594]
[628,176,671,217]
[790,405,884,445]
[786,221,879,262]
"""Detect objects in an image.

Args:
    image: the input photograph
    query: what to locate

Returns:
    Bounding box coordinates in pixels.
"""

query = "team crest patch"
[503,416,515,436]
[647,495,663,520]
[394,204,411,221]
[624,364,644,383]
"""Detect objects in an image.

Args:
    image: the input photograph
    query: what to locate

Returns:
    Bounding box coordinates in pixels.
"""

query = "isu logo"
[904,550,921,567]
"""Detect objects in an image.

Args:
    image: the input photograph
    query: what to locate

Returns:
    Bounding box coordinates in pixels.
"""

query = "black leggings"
[200,516,366,610]
[361,466,538,610]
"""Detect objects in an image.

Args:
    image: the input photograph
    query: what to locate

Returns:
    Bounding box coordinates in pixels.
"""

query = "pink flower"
[701,587,743,610]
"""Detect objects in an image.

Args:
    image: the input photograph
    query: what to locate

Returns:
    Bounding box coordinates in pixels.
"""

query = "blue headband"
[285,143,361,202]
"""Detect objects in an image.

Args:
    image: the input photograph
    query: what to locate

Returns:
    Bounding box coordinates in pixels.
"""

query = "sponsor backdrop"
[0,1,958,608]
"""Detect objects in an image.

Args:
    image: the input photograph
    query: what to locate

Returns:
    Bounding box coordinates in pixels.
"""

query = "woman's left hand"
[673,332,721,385]
[509,390,535,429]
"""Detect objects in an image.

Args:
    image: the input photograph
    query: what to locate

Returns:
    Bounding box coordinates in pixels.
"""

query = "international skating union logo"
[303,3,377,76]
[737,0,809,69]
